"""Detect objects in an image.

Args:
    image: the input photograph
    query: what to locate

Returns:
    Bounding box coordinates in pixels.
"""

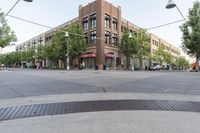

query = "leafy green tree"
[152,44,166,65]
[67,24,86,67]
[0,10,17,48]
[180,1,200,71]
[0,54,5,65]
[49,23,86,69]
[134,29,151,70]
[10,52,21,65]
[175,57,189,70]
[164,51,173,65]
[51,29,69,68]
[24,48,35,62]
[0,52,21,67]
[44,43,60,67]
[35,44,45,61]
[119,29,137,69]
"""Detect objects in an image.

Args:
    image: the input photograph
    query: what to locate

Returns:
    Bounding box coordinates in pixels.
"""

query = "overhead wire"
[8,14,185,46]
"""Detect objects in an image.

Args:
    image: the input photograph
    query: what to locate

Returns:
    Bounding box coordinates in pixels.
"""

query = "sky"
[0,0,196,56]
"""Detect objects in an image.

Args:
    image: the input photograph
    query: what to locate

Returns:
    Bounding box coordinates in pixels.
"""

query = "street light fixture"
[166,0,186,21]
[166,0,176,9]
[23,0,33,2]
[128,32,133,38]
[5,0,33,17]
[65,32,69,37]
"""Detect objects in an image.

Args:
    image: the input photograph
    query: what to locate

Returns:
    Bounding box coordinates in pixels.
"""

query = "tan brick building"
[16,0,180,69]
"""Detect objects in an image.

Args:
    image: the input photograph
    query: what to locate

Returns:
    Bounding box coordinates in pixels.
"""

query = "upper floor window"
[121,26,124,32]
[90,14,96,28]
[38,37,43,44]
[45,36,52,43]
[105,31,110,44]
[112,18,118,31]
[90,31,96,44]
[83,17,88,31]
[105,14,111,29]
[152,40,154,45]
[32,40,37,48]
[112,33,118,46]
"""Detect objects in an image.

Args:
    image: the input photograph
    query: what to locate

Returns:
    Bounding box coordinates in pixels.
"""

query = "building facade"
[16,0,180,69]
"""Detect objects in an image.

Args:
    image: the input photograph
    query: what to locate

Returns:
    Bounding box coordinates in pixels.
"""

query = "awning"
[105,53,118,58]
[80,53,96,58]
[105,53,114,58]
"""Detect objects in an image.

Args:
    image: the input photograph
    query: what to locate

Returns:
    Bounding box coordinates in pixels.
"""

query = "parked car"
[150,63,161,70]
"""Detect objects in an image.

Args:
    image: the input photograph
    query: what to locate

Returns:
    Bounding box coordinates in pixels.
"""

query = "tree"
[35,44,45,61]
[175,57,189,70]
[119,28,137,69]
[0,10,17,48]
[52,29,68,68]
[24,47,35,62]
[49,23,86,69]
[67,24,86,67]
[44,42,60,67]
[164,51,173,65]
[0,52,21,67]
[134,29,151,70]
[180,1,200,71]
[0,54,6,67]
[152,44,166,65]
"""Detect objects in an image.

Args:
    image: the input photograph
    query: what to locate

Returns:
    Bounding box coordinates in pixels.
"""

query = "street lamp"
[146,0,186,31]
[65,32,70,70]
[5,0,33,17]
[114,53,117,70]
[166,0,186,21]
[21,45,27,68]
[128,32,133,38]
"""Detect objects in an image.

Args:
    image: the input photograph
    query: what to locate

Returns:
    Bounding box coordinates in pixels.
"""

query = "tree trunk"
[139,57,143,70]
[196,54,199,72]
[63,57,67,69]
[126,56,130,70]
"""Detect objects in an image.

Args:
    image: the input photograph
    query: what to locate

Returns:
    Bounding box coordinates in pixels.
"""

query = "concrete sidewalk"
[0,92,200,133]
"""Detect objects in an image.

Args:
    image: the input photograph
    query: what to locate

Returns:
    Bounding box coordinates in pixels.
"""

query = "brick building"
[16,0,180,69]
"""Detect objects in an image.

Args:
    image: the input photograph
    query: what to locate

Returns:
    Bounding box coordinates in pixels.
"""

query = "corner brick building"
[16,0,180,69]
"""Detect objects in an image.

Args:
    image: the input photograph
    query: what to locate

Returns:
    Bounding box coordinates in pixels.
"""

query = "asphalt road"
[0,68,200,99]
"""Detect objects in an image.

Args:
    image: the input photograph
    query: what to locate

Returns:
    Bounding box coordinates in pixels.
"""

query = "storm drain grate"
[0,100,200,121]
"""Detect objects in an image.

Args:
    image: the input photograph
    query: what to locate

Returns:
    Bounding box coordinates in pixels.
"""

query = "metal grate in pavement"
[0,100,200,122]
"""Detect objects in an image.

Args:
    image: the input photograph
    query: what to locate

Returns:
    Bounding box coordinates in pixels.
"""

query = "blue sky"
[0,0,195,53]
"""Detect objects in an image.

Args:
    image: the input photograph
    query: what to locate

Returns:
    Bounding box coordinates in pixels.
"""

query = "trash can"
[103,64,106,70]
[145,66,147,71]
[95,64,98,70]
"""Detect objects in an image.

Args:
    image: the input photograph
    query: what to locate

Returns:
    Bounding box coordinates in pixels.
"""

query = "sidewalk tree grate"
[0,100,200,121]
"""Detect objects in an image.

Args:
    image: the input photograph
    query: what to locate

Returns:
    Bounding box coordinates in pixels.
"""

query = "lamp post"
[166,0,186,21]
[21,45,26,68]
[114,52,117,70]
[65,32,70,70]
[5,0,33,17]
[128,31,134,70]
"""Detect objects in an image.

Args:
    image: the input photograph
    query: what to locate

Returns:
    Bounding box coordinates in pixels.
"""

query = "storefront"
[105,52,119,69]
[80,52,120,69]
[80,52,96,69]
